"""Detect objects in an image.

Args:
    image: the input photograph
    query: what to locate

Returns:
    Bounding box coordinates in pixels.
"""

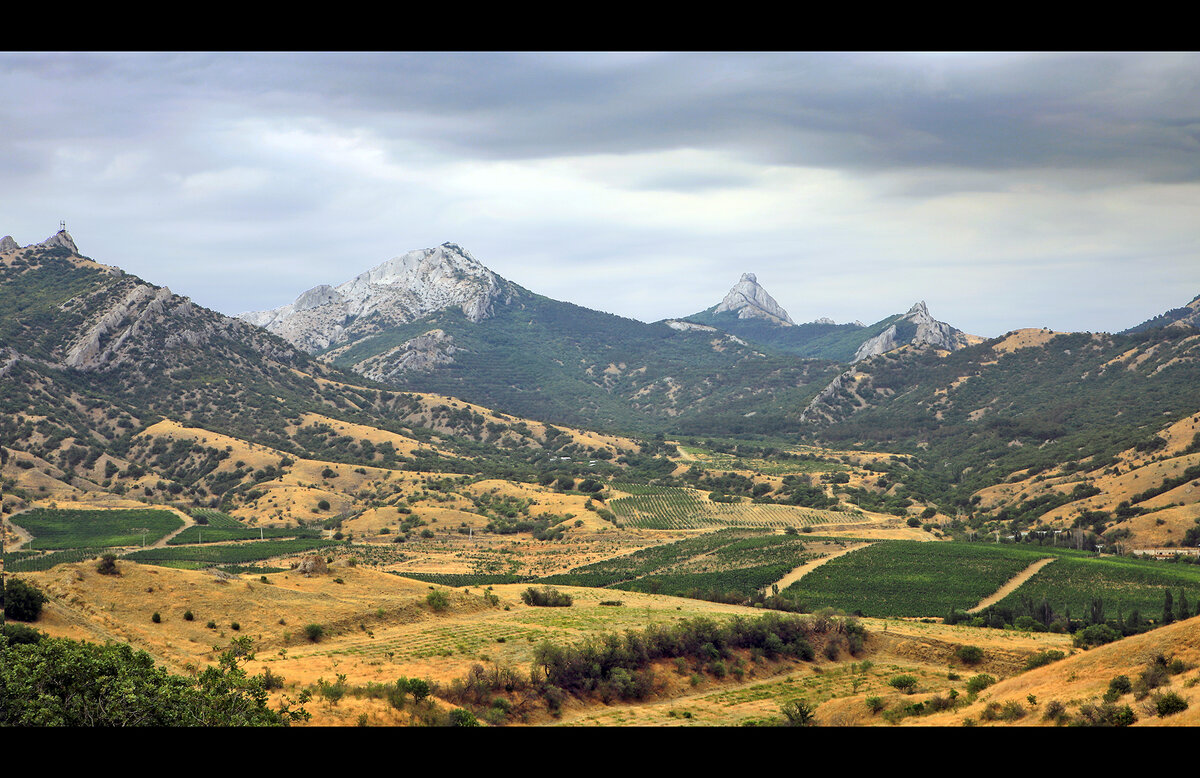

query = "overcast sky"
[2,51,1197,336]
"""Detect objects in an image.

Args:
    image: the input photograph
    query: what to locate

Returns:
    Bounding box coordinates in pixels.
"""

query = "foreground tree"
[0,634,309,726]
[3,577,47,622]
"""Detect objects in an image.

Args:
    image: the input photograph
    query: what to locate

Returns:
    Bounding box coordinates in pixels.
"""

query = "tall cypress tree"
[1163,590,1175,625]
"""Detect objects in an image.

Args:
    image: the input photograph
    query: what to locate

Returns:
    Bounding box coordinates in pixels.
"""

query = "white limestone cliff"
[851,301,971,362]
[238,243,513,352]
[713,273,795,326]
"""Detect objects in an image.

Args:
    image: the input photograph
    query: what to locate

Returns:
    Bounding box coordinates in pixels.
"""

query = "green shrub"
[151,612,162,624]
[1042,699,1067,723]
[1024,650,1066,671]
[1073,623,1120,648]
[96,553,120,576]
[1,623,45,645]
[965,674,996,695]
[889,675,919,693]
[183,610,194,621]
[520,586,573,607]
[865,696,885,713]
[449,708,479,727]
[999,700,1026,721]
[262,667,285,690]
[3,578,46,622]
[956,645,984,665]
[426,590,450,612]
[305,623,325,642]
[780,699,816,726]
[230,622,240,631]
[1154,691,1189,717]
[408,678,431,704]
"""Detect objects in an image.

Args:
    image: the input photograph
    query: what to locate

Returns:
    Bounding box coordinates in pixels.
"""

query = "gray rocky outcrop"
[0,236,18,252]
[851,301,972,362]
[238,242,513,352]
[714,272,795,326]
[32,229,79,254]
[354,329,458,381]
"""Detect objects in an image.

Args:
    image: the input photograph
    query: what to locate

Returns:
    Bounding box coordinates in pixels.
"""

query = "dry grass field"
[16,553,1125,728]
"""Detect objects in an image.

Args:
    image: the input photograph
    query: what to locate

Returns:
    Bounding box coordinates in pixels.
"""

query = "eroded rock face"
[851,301,972,362]
[238,243,513,352]
[354,329,459,381]
[294,555,329,576]
[714,272,795,326]
[0,236,18,252]
[33,229,79,254]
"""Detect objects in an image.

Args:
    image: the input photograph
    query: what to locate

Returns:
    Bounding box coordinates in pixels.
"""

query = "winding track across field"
[967,557,1057,613]
[769,542,873,592]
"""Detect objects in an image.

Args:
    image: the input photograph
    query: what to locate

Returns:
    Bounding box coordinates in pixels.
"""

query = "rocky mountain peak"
[0,236,18,252]
[714,272,795,326]
[238,242,514,353]
[34,229,79,254]
[852,300,972,362]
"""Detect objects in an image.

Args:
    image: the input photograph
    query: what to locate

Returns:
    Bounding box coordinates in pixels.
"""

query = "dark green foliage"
[1024,650,1066,671]
[1,623,45,645]
[780,699,816,726]
[956,645,983,665]
[1043,699,1067,723]
[520,586,573,607]
[3,577,47,622]
[304,624,324,642]
[889,675,919,693]
[448,707,479,726]
[965,674,996,695]
[1072,702,1137,727]
[995,555,1200,625]
[12,508,183,550]
[0,635,308,725]
[1073,623,1121,648]
[784,541,1051,617]
[1104,672,1132,696]
[1153,691,1188,717]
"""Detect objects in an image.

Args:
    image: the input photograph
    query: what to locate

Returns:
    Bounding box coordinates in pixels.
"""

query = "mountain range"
[5,228,1200,519]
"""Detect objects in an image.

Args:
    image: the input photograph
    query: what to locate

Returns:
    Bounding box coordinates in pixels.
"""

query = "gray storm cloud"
[0,51,1197,336]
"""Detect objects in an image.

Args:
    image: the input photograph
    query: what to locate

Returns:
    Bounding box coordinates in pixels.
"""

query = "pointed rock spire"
[714,272,794,326]
[34,229,79,254]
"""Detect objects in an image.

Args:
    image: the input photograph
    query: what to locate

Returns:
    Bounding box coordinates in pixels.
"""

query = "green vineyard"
[608,484,859,530]
[125,538,341,567]
[169,509,320,545]
[7,508,184,550]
